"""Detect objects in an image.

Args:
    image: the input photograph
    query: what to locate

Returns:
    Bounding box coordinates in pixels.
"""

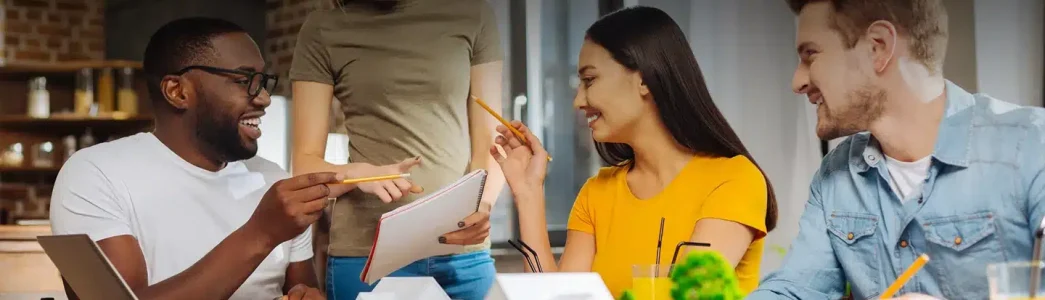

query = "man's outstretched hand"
[246,172,355,247]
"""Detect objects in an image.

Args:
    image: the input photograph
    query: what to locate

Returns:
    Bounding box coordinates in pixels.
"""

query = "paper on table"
[360,169,489,284]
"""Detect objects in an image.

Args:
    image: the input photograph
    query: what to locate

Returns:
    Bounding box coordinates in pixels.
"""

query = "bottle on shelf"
[27,76,50,119]
[2,143,24,167]
[117,67,139,115]
[63,135,77,162]
[79,129,95,149]
[31,141,55,168]
[74,68,95,116]
[97,67,115,113]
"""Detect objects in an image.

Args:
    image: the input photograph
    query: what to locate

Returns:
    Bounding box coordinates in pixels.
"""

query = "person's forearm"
[475,155,505,207]
[292,154,346,176]
[515,189,559,272]
[135,223,277,300]
[292,154,365,190]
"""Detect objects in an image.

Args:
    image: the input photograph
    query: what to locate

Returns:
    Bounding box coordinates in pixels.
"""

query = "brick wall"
[265,0,334,95]
[2,0,105,63]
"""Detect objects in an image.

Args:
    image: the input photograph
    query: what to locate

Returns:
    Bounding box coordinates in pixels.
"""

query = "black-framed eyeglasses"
[508,239,543,273]
[171,65,278,99]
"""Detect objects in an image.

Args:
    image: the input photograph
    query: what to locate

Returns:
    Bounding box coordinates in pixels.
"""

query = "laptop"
[36,234,138,300]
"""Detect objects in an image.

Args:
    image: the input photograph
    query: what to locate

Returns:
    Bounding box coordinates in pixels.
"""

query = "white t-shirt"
[884,154,932,203]
[49,132,312,300]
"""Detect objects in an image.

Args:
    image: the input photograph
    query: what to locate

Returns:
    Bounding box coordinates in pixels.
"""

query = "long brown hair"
[586,6,779,232]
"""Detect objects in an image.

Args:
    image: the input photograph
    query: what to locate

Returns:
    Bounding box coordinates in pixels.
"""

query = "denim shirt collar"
[852,80,976,173]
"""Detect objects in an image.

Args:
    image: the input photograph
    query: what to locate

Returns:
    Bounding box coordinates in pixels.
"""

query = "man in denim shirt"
[749,1,1045,299]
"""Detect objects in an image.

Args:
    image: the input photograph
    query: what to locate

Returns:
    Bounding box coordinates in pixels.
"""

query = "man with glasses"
[49,17,415,300]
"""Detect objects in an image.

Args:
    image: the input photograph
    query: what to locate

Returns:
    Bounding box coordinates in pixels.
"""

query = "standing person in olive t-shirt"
[288,0,505,299]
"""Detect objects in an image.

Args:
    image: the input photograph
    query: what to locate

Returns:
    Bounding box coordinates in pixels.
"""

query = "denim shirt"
[748,81,1045,300]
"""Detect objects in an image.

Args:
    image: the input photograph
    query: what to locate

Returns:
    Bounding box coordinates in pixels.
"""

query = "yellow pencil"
[339,173,410,184]
[471,95,552,162]
[880,254,930,298]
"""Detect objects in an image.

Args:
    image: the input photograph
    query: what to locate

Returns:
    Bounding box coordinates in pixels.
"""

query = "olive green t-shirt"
[289,0,502,257]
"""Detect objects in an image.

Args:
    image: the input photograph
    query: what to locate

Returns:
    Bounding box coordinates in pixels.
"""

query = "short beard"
[817,85,885,141]
[195,94,256,163]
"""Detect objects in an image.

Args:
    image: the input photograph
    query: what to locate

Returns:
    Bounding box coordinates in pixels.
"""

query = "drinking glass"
[988,261,1045,300]
[632,264,673,300]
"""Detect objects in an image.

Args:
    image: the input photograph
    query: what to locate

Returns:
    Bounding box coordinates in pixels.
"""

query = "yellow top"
[567,155,769,298]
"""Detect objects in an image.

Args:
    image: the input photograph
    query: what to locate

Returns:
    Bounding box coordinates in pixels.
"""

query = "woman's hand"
[345,157,424,203]
[489,120,549,200]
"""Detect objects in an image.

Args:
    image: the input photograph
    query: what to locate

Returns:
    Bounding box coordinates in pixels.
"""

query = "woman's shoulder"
[692,154,765,183]
[574,165,625,192]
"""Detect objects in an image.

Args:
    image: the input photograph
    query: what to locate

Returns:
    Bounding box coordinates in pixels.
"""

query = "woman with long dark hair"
[492,6,777,298]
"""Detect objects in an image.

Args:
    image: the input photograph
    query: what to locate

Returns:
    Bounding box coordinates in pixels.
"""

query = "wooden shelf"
[0,114,152,126]
[0,114,153,135]
[0,60,142,74]
[0,166,61,173]
[0,225,50,241]
[0,60,152,225]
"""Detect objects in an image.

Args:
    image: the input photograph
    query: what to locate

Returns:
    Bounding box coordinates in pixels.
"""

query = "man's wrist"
[239,221,280,250]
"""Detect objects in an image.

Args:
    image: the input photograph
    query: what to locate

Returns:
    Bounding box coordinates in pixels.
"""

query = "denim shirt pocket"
[921,211,1004,299]
[827,212,881,297]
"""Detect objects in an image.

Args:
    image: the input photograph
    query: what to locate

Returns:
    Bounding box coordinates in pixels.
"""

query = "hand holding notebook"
[361,169,489,284]
[438,200,492,245]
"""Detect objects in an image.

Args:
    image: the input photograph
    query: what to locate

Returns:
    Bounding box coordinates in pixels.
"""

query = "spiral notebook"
[360,169,489,284]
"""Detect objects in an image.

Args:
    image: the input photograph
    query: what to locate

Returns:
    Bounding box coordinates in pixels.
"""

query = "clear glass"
[74,68,94,115]
[119,67,134,89]
[988,261,1045,299]
[632,264,674,300]
[117,67,138,115]
[97,67,114,112]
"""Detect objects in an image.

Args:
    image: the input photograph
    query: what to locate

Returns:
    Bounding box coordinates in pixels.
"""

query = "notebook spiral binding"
[475,169,488,211]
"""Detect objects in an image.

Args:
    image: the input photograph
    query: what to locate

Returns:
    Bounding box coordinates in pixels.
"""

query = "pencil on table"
[471,95,553,162]
[880,253,930,298]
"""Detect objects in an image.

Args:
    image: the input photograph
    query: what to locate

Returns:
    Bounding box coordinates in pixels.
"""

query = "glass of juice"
[632,264,673,300]
[988,261,1045,300]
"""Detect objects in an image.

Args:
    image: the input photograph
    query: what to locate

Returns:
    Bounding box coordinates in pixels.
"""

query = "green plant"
[618,251,743,300]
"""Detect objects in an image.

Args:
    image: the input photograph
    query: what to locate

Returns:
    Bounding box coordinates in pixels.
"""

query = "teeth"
[586,114,600,124]
[240,117,261,127]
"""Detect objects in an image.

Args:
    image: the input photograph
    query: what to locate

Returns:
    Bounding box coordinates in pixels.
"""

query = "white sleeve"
[49,155,132,242]
[288,224,314,263]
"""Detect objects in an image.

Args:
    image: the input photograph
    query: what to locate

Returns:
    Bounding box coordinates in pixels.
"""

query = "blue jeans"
[326,250,496,300]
